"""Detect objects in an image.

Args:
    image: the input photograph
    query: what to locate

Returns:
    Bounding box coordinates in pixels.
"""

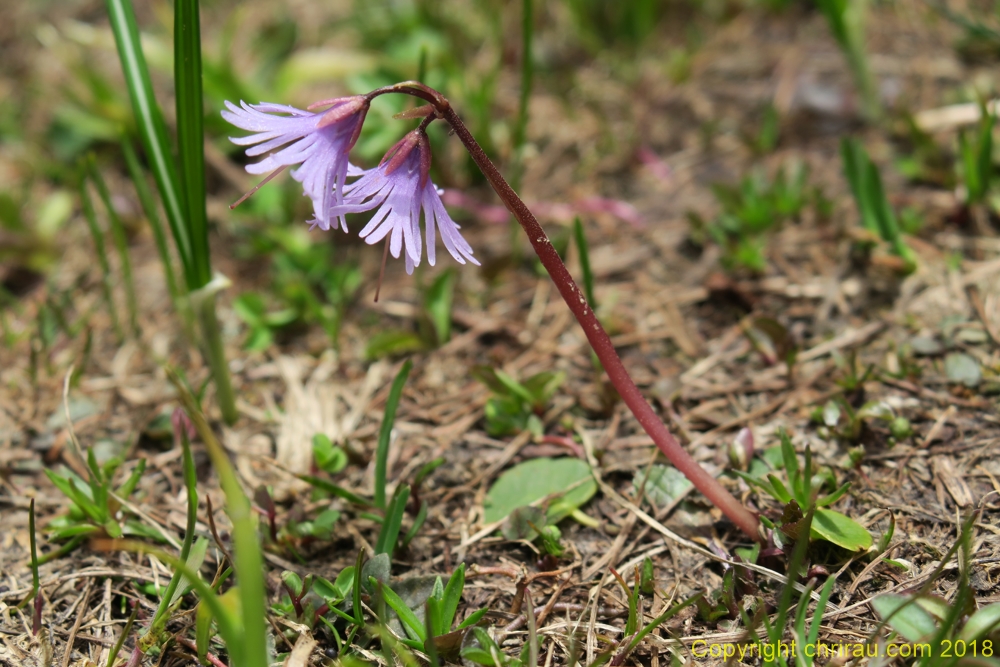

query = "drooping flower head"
[328,129,479,275]
[222,96,368,231]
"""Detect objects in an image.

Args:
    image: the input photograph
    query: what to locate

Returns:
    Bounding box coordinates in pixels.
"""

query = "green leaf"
[169,537,209,607]
[375,360,412,510]
[312,434,347,475]
[811,508,872,551]
[424,269,456,346]
[484,457,596,524]
[106,0,194,286]
[456,607,488,630]
[365,331,426,359]
[573,217,597,307]
[375,484,410,557]
[945,352,982,388]
[872,594,938,643]
[298,475,375,508]
[361,553,391,593]
[634,465,692,509]
[960,602,1000,642]
[766,474,793,504]
[380,582,426,642]
[439,564,465,635]
[501,506,547,541]
[174,0,210,285]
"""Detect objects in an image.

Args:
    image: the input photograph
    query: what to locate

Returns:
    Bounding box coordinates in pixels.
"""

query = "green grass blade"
[375,484,410,558]
[174,0,210,286]
[512,0,533,191]
[144,418,198,644]
[375,360,413,510]
[79,173,123,341]
[120,136,182,311]
[573,217,596,307]
[168,368,268,667]
[105,0,196,288]
[87,156,139,336]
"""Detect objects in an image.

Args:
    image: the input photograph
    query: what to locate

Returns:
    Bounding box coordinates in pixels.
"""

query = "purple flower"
[222,97,368,231]
[328,131,479,275]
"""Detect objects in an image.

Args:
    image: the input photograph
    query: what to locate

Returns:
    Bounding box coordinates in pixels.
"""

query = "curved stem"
[378,84,761,541]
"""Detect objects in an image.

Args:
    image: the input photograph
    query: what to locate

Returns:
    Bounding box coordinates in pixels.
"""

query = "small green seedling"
[813,397,912,446]
[736,430,872,551]
[236,226,361,351]
[501,505,566,567]
[957,102,995,206]
[232,292,297,351]
[312,434,348,475]
[841,138,916,272]
[44,450,151,559]
[472,366,565,437]
[689,162,810,273]
[378,564,488,652]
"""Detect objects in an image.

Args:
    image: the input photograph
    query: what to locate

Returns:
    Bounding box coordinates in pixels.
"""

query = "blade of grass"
[509,0,534,258]
[167,368,268,667]
[572,217,596,307]
[106,600,138,667]
[88,155,139,336]
[143,413,199,647]
[174,0,209,286]
[120,135,182,316]
[105,0,195,286]
[175,0,237,425]
[511,0,533,192]
[16,499,39,612]
[79,172,123,341]
[375,360,413,510]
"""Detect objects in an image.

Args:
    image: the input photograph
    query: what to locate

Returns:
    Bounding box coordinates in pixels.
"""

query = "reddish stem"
[376,83,761,543]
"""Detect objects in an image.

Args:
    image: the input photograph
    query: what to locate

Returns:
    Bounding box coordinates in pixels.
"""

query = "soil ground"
[1,1,999,665]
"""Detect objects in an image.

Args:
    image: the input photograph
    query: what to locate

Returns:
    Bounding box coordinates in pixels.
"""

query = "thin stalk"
[168,368,268,667]
[120,136,183,319]
[510,0,534,257]
[88,156,139,336]
[375,360,413,510]
[175,0,236,425]
[512,0,533,189]
[80,175,123,342]
[197,294,238,425]
[444,105,759,540]
[371,84,761,541]
[143,418,198,646]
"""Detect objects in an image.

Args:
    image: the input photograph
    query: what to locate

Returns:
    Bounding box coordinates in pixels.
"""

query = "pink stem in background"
[381,83,762,542]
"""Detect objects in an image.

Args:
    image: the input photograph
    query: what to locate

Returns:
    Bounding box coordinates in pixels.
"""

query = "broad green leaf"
[811,509,872,551]
[872,594,938,643]
[361,553,391,593]
[960,602,1000,642]
[945,352,982,388]
[484,457,596,524]
[634,465,692,509]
